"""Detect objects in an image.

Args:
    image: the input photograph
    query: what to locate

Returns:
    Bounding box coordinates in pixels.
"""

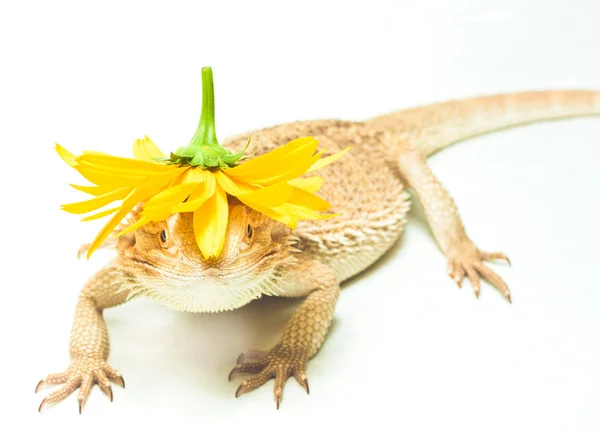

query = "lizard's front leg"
[230,255,339,408]
[36,264,131,413]
[397,146,512,301]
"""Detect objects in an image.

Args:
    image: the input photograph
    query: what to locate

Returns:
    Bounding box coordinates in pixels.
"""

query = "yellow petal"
[86,191,137,258]
[239,198,297,228]
[226,137,320,185]
[132,136,166,161]
[162,165,192,188]
[81,206,120,221]
[56,143,77,167]
[288,187,331,211]
[85,169,186,258]
[74,162,151,188]
[306,146,351,173]
[214,170,258,196]
[79,152,174,173]
[144,182,198,209]
[117,215,152,235]
[181,167,210,183]
[239,183,294,207]
[142,204,176,222]
[287,176,324,193]
[174,175,216,212]
[174,166,222,193]
[134,168,188,197]
[70,183,116,197]
[61,187,131,214]
[69,149,176,189]
[286,203,338,221]
[141,182,199,221]
[193,186,229,259]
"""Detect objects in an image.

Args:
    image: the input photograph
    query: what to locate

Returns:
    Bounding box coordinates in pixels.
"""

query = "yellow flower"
[56,67,349,258]
[58,136,349,259]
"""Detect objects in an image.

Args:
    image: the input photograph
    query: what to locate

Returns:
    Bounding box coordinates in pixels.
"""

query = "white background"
[1,1,599,429]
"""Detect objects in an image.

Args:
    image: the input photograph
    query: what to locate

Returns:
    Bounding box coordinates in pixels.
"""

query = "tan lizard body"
[36,90,600,412]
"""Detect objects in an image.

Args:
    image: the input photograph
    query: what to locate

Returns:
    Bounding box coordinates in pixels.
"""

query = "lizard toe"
[231,343,310,408]
[447,242,512,302]
[37,358,124,413]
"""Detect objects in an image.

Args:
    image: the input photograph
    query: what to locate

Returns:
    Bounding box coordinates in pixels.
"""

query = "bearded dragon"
[36,89,600,412]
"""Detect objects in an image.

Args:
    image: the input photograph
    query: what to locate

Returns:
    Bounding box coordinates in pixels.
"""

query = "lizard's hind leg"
[396,145,512,302]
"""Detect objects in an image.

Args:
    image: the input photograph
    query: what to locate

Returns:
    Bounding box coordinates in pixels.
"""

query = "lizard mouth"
[131,256,152,266]
[131,267,280,313]
[202,268,222,277]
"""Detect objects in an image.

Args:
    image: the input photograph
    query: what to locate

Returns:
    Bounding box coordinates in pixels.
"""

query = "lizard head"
[115,199,296,312]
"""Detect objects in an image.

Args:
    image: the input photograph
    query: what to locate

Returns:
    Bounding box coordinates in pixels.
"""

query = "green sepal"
[189,154,203,166]
[173,146,200,159]
[220,138,251,164]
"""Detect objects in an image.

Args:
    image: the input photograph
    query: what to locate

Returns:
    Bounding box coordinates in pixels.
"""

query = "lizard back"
[224,90,600,283]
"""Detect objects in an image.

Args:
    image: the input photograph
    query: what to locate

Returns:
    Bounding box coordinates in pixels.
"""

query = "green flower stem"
[171,66,248,168]
[189,67,218,148]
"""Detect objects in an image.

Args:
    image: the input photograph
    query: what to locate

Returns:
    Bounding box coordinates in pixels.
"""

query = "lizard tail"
[366,90,600,157]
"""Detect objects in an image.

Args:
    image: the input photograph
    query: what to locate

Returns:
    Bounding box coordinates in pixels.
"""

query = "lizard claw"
[38,398,48,413]
[447,241,511,302]
[293,371,310,394]
[230,344,310,408]
[479,251,511,266]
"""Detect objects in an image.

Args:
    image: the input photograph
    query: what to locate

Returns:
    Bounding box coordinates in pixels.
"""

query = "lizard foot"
[447,240,511,302]
[229,344,310,409]
[36,358,125,413]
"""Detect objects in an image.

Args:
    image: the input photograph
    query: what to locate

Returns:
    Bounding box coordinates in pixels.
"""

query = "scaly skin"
[37,90,600,412]
[35,265,130,412]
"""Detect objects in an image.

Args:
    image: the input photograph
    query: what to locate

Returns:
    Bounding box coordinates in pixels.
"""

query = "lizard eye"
[246,224,253,239]
[160,229,168,243]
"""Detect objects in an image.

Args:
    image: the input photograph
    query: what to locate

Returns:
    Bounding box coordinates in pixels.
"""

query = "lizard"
[36,89,600,412]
